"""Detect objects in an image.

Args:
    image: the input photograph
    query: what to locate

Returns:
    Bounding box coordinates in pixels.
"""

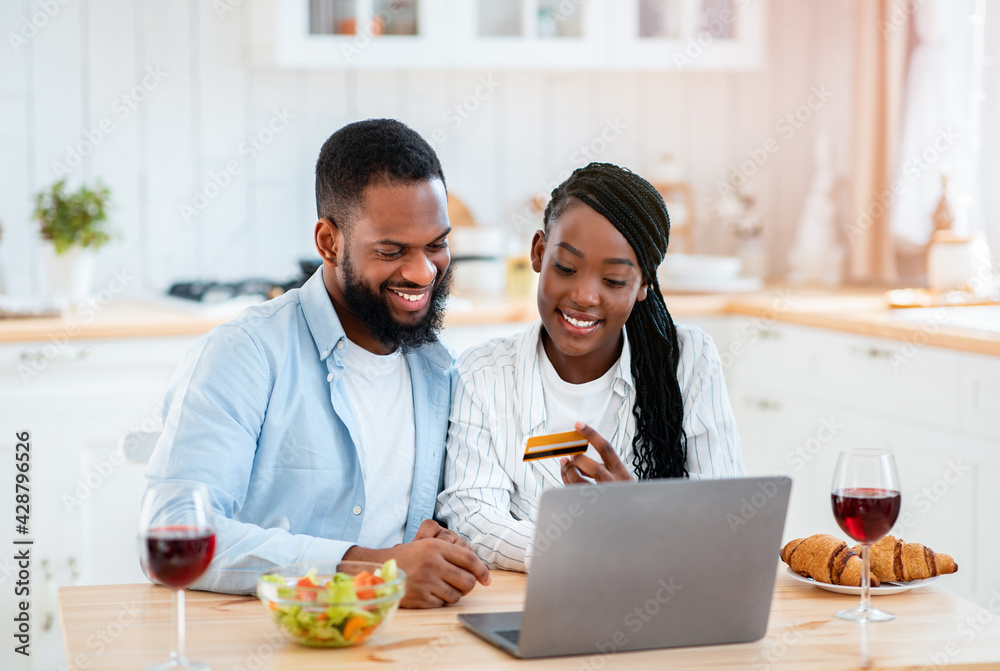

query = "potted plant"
[32,180,113,303]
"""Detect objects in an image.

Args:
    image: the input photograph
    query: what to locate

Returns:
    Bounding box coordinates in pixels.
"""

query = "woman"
[437,162,745,572]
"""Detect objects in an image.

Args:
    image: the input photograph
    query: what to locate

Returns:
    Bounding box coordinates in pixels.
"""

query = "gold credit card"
[522,430,589,462]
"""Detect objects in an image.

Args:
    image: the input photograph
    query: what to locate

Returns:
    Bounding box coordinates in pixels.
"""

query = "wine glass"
[831,448,901,623]
[138,482,216,670]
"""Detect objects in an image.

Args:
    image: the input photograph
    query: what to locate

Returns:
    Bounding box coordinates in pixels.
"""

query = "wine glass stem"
[860,543,872,615]
[175,588,188,664]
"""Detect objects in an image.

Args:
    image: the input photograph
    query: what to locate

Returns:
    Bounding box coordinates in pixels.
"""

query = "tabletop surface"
[58,564,1000,670]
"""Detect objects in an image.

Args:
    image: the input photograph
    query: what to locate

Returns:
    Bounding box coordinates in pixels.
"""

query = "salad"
[258,559,404,647]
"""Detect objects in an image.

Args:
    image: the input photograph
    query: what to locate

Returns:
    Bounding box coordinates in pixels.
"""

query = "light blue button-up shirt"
[144,268,453,594]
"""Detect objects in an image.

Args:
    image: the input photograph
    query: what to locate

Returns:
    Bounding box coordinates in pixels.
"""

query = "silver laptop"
[459,476,791,659]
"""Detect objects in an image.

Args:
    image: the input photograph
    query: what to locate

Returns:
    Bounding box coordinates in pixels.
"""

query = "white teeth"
[391,289,423,302]
[561,311,597,328]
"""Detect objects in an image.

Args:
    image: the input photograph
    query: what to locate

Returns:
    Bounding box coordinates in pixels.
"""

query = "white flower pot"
[43,245,97,305]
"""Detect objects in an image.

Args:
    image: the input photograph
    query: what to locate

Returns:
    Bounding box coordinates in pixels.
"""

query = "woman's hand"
[559,422,634,485]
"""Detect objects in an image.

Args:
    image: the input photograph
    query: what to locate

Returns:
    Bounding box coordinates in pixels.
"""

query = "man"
[143,119,490,607]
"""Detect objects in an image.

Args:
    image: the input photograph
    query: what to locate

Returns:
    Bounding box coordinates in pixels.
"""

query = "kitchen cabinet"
[251,0,766,71]
[609,0,766,71]
[0,336,196,670]
[723,318,1000,606]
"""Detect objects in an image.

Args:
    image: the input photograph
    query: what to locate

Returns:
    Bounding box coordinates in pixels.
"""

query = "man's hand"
[560,422,634,485]
[343,521,491,609]
[411,519,472,549]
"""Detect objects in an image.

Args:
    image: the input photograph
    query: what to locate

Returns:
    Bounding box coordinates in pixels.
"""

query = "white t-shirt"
[537,338,622,465]
[341,343,415,549]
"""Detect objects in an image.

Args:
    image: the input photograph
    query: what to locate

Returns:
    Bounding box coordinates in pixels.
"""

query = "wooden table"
[58,566,1000,670]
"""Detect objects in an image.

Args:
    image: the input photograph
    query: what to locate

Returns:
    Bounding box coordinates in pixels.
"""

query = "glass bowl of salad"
[256,559,405,647]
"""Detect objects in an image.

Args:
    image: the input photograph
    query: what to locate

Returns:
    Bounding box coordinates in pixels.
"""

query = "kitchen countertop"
[3,288,1000,356]
[58,564,1000,670]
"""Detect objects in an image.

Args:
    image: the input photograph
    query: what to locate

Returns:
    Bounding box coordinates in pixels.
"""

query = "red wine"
[831,488,901,543]
[145,527,216,588]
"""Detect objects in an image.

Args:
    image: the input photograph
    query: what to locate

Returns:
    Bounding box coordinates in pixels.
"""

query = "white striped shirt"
[436,320,745,572]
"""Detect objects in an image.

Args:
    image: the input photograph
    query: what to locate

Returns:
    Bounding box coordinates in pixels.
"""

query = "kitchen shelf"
[249,0,766,70]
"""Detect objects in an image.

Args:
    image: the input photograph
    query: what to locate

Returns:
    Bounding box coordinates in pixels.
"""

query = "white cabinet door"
[959,350,1000,441]
[976,463,1000,609]
[255,0,766,70]
[0,336,196,669]
[450,0,607,70]
[608,0,767,71]
[269,0,453,69]
[803,328,962,430]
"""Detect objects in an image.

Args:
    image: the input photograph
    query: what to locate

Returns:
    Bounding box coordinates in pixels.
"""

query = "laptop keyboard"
[496,629,521,646]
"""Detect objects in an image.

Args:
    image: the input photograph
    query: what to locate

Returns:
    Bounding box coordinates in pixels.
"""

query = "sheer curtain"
[849,0,988,284]
[889,0,982,246]
[848,0,909,283]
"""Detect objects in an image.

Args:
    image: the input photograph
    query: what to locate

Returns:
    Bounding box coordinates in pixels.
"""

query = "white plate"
[785,566,939,596]
[658,254,743,278]
[658,276,764,294]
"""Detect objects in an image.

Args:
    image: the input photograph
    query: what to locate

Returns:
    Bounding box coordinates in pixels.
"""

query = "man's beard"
[340,253,452,354]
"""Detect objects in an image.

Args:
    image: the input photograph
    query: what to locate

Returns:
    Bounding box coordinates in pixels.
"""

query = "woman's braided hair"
[542,162,688,479]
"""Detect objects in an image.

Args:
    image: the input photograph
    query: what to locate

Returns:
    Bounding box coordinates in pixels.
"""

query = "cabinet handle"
[69,556,81,586]
[745,397,783,412]
[850,345,894,360]
[41,558,56,631]
[19,347,94,362]
[758,329,783,340]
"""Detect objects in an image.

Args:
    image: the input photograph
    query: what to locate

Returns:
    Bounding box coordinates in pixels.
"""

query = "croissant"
[781,535,879,587]
[852,535,958,583]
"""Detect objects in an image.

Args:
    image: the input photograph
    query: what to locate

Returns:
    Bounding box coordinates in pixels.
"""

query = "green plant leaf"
[31,179,115,254]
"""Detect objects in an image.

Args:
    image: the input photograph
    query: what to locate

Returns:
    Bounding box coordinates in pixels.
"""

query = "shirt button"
[321,349,329,357]
[327,373,334,382]
[337,341,345,350]
[352,505,362,515]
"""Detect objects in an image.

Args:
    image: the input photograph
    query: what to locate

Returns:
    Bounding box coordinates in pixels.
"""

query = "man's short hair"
[315,118,445,231]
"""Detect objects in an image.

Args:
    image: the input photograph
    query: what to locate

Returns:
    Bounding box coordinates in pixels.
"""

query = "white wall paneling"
[1,1,865,297]
[0,1,34,296]
[142,0,198,290]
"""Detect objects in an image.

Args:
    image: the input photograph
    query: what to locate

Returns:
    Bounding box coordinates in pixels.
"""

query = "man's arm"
[145,323,490,602]
[144,324,356,594]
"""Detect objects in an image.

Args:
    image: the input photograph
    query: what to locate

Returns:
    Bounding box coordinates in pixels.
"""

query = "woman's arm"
[681,330,747,478]
[436,365,535,572]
